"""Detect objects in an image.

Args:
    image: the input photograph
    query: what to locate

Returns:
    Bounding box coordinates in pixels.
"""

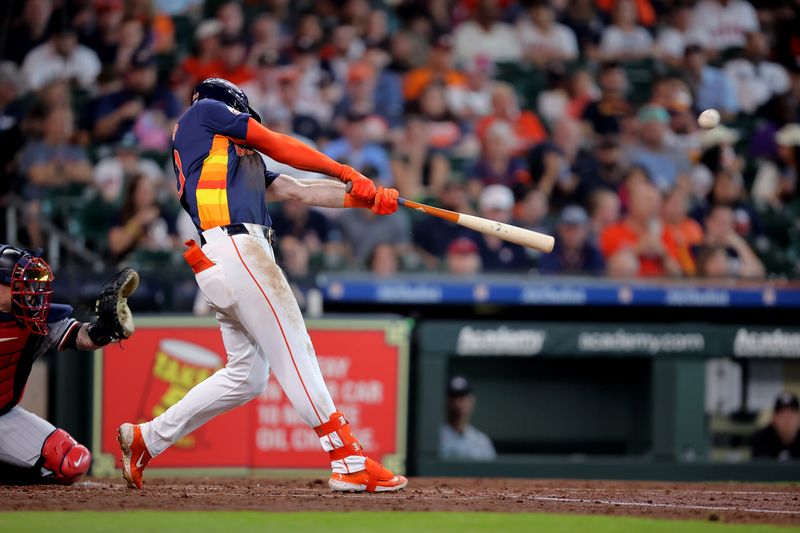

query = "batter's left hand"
[340,165,377,202]
[371,187,399,215]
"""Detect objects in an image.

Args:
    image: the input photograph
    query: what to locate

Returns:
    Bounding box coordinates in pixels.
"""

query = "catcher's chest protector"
[0,319,33,413]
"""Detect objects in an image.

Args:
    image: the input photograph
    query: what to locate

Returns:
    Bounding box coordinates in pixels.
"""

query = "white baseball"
[698,109,721,129]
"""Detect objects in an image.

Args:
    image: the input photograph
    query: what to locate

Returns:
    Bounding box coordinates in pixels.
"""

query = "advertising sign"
[92,318,409,476]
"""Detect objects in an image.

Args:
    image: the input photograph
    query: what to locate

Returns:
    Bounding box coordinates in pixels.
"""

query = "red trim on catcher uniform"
[229,236,324,425]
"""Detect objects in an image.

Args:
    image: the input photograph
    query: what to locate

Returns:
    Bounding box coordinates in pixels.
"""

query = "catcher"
[0,244,138,484]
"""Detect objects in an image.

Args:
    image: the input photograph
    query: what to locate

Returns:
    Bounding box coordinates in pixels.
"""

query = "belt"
[200,223,275,246]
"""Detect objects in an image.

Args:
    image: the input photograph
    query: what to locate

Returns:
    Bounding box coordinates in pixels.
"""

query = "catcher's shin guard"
[315,412,407,493]
[40,429,91,485]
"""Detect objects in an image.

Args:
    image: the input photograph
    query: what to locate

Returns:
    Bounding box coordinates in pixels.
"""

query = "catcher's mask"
[0,245,53,335]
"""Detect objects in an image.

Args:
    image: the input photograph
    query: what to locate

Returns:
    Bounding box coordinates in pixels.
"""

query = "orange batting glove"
[370,186,399,215]
[339,165,377,202]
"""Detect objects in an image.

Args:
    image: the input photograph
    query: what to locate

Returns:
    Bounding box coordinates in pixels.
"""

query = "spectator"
[690,125,742,213]
[278,236,314,295]
[90,48,181,147]
[240,53,280,121]
[514,189,551,235]
[261,66,327,142]
[453,0,521,66]
[628,105,691,192]
[404,35,466,102]
[683,45,739,119]
[695,245,730,277]
[690,0,759,53]
[751,392,800,461]
[440,376,496,461]
[655,4,705,66]
[595,0,656,27]
[581,61,632,136]
[599,0,654,61]
[211,36,255,87]
[338,192,412,266]
[588,189,622,240]
[324,112,393,185]
[181,19,224,85]
[446,238,482,276]
[702,205,765,278]
[469,184,530,272]
[93,132,164,205]
[392,115,451,200]
[562,0,604,57]
[18,105,92,247]
[469,121,530,196]
[216,1,245,42]
[539,205,605,275]
[606,248,640,278]
[663,187,704,276]
[664,87,702,159]
[363,43,405,129]
[724,32,791,115]
[447,55,495,122]
[0,64,25,188]
[333,62,386,138]
[565,69,600,120]
[107,173,178,262]
[4,0,53,65]
[516,0,579,67]
[578,135,625,196]
[269,199,333,257]
[21,11,101,91]
[246,14,282,68]
[476,82,547,155]
[414,83,463,150]
[413,181,472,266]
[80,1,127,68]
[752,123,800,211]
[111,17,147,74]
[600,182,682,277]
[527,141,576,208]
[368,242,400,277]
[326,25,366,84]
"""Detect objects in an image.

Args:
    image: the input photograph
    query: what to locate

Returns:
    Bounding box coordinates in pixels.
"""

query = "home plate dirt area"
[1,478,798,526]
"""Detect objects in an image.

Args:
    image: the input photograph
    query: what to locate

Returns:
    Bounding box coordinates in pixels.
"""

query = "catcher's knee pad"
[41,429,91,485]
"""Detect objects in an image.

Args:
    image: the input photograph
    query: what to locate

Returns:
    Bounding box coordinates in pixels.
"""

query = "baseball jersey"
[0,304,77,415]
[171,99,280,232]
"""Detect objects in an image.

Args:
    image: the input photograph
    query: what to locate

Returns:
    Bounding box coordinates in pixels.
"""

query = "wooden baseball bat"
[398,197,555,253]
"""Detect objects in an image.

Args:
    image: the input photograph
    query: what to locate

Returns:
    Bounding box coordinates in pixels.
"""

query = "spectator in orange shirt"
[210,36,255,87]
[404,35,466,102]
[595,0,656,27]
[476,82,547,155]
[662,187,704,275]
[600,182,682,277]
[181,20,223,85]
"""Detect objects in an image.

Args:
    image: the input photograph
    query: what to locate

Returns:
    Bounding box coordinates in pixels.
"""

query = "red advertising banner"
[91,318,409,475]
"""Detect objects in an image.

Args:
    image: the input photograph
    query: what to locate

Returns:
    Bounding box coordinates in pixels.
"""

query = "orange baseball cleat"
[117,423,151,489]
[329,457,408,493]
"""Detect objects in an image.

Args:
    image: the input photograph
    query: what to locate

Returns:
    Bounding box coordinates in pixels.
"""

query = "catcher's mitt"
[87,268,139,346]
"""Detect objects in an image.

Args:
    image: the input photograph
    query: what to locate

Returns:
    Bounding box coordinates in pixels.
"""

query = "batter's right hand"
[371,186,399,215]
[339,165,376,202]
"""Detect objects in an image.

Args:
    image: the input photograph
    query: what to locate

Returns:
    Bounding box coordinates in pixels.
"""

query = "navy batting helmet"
[192,78,262,123]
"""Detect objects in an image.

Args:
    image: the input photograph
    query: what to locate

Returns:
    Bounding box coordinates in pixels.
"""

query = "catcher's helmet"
[192,78,262,123]
[0,245,53,335]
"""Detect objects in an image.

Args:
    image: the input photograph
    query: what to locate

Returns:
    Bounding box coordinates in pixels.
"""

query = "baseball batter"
[0,245,137,484]
[118,78,407,493]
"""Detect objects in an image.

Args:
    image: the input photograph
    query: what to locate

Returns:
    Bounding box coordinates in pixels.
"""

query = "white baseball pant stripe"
[0,406,55,468]
[140,226,364,473]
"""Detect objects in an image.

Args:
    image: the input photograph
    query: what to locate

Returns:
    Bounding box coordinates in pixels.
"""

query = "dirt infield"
[1,477,799,525]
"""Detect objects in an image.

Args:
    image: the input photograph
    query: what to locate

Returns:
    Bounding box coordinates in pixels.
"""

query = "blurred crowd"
[1,0,800,283]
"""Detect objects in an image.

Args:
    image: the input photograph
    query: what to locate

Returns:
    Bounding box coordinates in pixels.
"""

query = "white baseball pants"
[139,225,364,473]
